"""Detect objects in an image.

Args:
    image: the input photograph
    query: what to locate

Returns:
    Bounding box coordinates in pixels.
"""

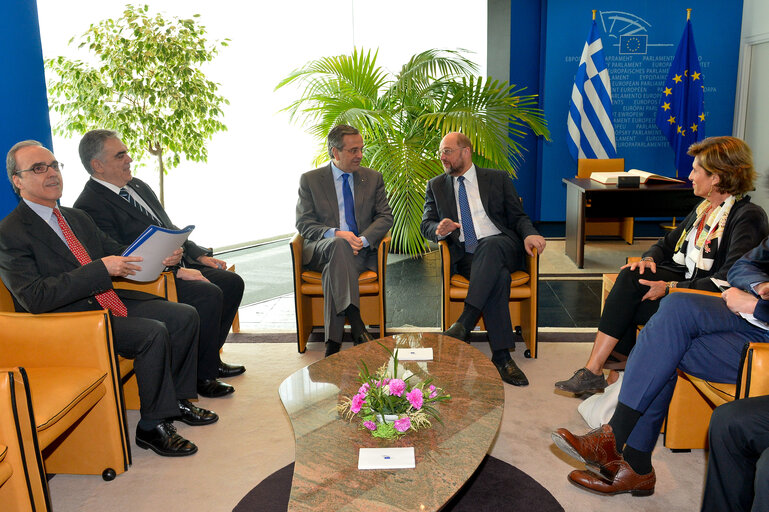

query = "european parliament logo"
[619,34,648,54]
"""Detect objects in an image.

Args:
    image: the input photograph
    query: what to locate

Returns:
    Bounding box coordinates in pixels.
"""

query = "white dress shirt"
[453,165,501,243]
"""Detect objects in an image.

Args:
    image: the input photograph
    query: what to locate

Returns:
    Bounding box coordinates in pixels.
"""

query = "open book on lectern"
[121,225,195,282]
[590,169,684,185]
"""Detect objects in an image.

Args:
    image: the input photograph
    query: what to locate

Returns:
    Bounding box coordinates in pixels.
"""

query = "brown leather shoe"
[551,424,622,471]
[567,460,655,497]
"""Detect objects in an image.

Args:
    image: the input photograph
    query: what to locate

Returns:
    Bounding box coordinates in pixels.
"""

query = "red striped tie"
[53,209,128,317]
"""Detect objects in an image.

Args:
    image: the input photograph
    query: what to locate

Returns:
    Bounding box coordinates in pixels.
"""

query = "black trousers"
[453,234,523,352]
[598,266,685,355]
[703,396,769,512]
[113,298,199,421]
[175,264,245,380]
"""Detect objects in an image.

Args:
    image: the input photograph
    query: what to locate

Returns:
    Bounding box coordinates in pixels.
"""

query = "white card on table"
[358,447,415,470]
[397,348,433,361]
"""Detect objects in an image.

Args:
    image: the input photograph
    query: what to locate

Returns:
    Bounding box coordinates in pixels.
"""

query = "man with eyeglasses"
[421,132,546,386]
[0,139,217,457]
[73,130,246,399]
[296,125,393,357]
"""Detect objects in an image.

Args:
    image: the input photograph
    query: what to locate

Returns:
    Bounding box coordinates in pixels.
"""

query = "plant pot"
[375,413,400,424]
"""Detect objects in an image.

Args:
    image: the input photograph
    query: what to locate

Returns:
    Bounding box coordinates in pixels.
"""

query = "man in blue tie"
[296,125,393,357]
[421,132,546,385]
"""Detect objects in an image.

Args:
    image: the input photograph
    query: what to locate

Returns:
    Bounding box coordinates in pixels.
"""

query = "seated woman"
[555,136,769,395]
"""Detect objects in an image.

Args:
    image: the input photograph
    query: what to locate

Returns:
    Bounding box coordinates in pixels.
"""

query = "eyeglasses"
[437,147,465,158]
[15,161,63,175]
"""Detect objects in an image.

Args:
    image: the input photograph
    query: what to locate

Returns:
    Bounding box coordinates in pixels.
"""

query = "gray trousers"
[308,237,377,342]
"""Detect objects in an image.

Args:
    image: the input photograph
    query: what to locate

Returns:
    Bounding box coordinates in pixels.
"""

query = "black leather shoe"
[218,361,246,378]
[494,358,529,386]
[325,340,342,357]
[177,399,219,426]
[136,422,197,457]
[443,322,470,343]
[197,378,235,398]
[354,330,375,346]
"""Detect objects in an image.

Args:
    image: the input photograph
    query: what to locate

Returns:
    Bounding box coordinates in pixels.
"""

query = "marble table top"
[278,333,505,511]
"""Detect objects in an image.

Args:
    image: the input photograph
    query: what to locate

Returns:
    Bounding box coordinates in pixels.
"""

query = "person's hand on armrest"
[176,267,210,282]
[524,235,546,256]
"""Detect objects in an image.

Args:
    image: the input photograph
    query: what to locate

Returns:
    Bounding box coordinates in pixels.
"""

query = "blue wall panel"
[514,0,743,222]
[0,0,53,218]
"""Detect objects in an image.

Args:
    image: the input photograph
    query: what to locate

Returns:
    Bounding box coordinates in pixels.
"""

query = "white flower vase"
[375,413,400,424]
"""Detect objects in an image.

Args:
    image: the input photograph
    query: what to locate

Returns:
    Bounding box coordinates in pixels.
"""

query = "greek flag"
[567,20,617,161]
[655,19,705,175]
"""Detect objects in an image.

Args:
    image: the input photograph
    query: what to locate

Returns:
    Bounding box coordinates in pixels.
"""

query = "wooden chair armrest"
[112,271,178,302]
[669,288,722,298]
[527,247,539,278]
[0,311,114,371]
[377,233,391,274]
[739,343,769,398]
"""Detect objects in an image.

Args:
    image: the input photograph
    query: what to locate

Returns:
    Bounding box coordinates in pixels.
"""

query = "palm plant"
[277,48,550,257]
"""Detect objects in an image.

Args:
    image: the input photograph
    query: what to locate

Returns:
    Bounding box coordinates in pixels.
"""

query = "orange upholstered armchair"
[0,367,42,511]
[0,308,130,511]
[290,233,391,353]
[438,240,539,358]
[0,272,178,413]
[577,158,634,244]
[663,288,769,450]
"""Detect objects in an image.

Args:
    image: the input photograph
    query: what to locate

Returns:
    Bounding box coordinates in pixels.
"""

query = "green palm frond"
[277,48,550,257]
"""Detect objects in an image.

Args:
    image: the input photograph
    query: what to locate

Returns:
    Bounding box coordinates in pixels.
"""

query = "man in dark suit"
[420,132,546,386]
[552,237,769,497]
[296,125,393,357]
[73,130,245,398]
[0,140,218,457]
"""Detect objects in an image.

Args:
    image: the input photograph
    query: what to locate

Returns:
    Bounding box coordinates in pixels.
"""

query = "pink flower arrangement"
[388,379,406,397]
[337,342,451,439]
[406,388,423,410]
[394,417,411,433]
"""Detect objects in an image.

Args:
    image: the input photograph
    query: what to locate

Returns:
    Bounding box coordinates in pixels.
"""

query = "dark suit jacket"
[295,164,393,266]
[0,202,146,313]
[728,235,769,323]
[74,178,211,266]
[420,167,539,266]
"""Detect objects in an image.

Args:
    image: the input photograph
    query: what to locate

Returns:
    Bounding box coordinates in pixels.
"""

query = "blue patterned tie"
[457,176,477,253]
[342,173,358,235]
[119,187,159,224]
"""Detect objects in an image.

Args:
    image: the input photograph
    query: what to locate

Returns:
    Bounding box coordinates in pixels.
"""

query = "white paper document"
[709,278,769,331]
[121,225,194,282]
[397,348,433,361]
[358,447,415,470]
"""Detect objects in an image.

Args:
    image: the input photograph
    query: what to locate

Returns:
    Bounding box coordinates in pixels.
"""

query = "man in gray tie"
[295,125,393,357]
[420,132,546,386]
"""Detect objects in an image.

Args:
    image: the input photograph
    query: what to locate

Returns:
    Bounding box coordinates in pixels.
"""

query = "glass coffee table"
[278,332,505,511]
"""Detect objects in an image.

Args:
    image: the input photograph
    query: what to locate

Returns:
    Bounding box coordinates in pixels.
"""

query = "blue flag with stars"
[656,20,705,175]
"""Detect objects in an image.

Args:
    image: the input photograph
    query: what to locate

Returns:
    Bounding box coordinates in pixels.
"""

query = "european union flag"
[619,35,648,55]
[655,20,705,175]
